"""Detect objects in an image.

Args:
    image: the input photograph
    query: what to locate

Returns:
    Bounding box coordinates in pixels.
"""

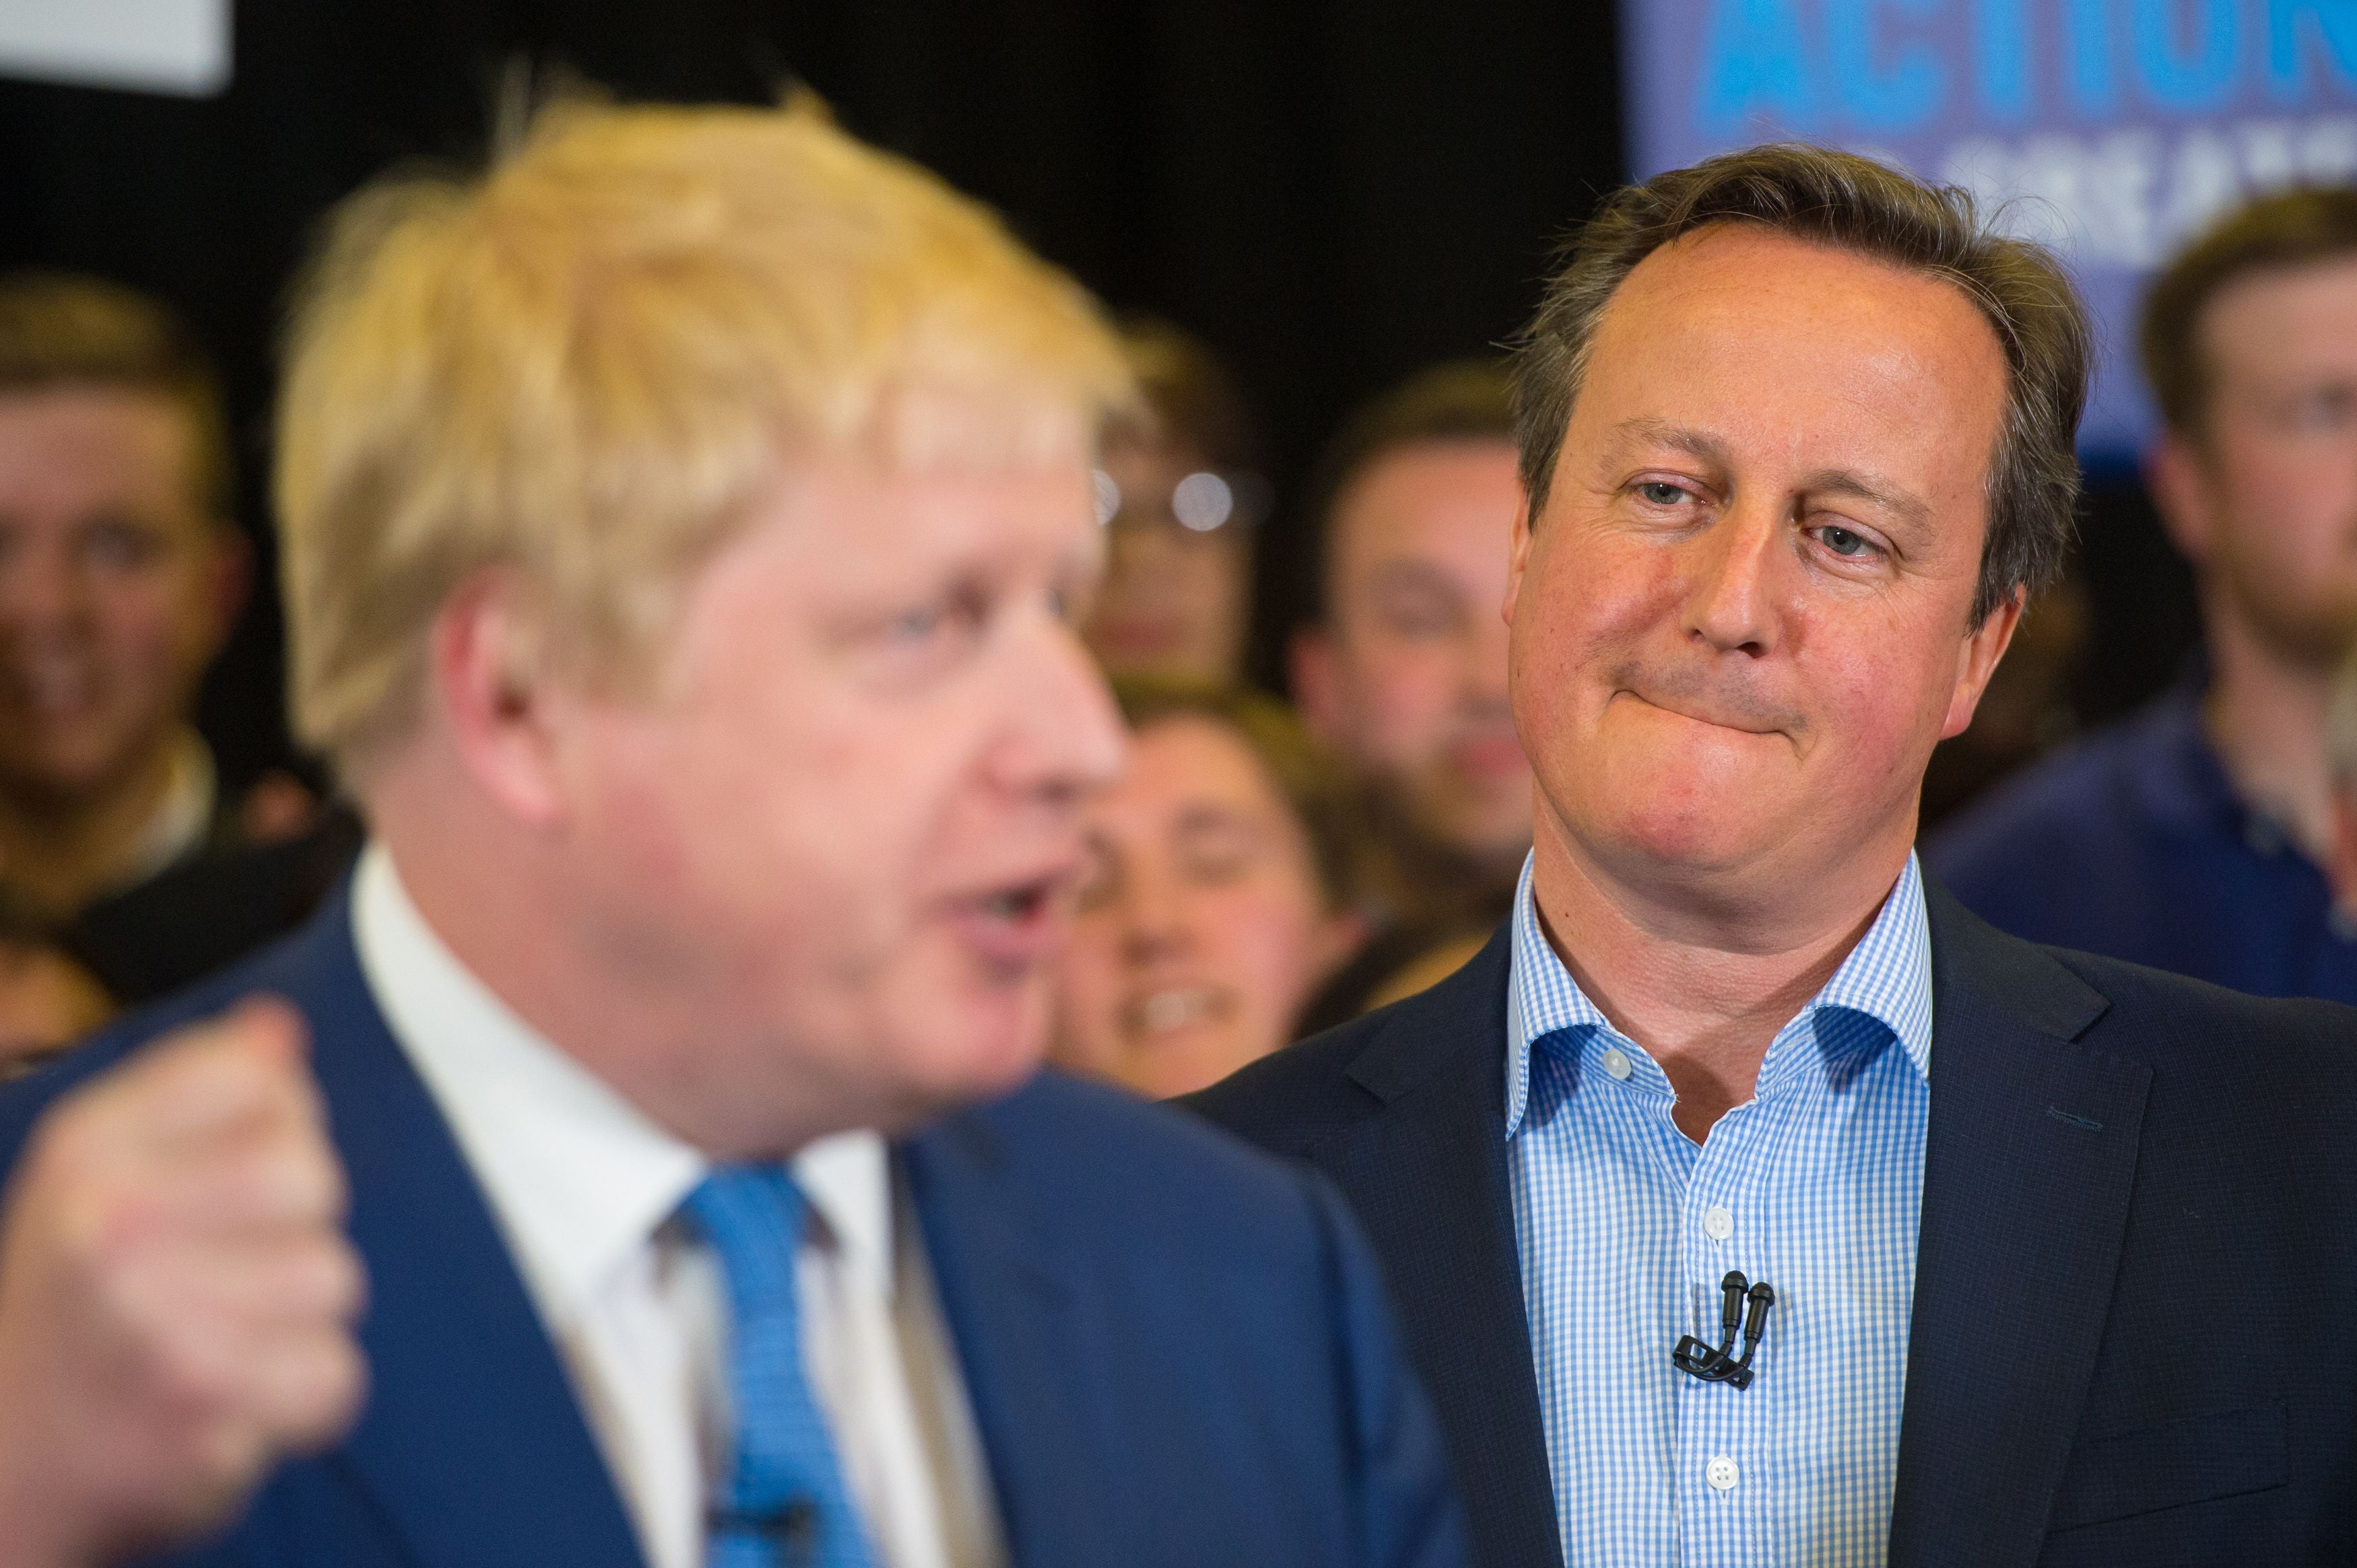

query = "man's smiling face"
[1506,223,2020,908]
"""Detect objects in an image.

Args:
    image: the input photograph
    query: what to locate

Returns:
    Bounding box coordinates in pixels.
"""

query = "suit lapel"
[1310,927,1563,1568]
[288,906,647,1568]
[903,1110,1113,1568]
[1888,883,2146,1568]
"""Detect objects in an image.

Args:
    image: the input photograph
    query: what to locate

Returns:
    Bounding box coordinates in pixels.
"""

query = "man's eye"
[1636,482,1688,506]
[82,522,165,571]
[886,605,943,643]
[1819,526,1871,557]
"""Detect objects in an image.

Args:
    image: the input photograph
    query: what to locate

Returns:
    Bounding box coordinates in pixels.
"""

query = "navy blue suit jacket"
[0,896,1465,1568]
[1187,877,2357,1568]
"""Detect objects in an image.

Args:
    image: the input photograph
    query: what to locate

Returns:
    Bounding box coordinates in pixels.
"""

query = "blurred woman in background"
[1053,681,1362,1098]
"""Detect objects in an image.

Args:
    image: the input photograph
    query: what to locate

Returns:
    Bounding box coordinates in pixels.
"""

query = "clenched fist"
[0,999,367,1567]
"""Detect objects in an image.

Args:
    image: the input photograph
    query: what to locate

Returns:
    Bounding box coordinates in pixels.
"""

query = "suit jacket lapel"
[1888,882,2147,1568]
[1311,927,1563,1568]
[903,1112,1113,1568]
[289,906,647,1568]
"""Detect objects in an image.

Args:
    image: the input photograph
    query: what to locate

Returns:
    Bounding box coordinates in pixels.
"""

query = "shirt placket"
[1670,1046,1793,1568]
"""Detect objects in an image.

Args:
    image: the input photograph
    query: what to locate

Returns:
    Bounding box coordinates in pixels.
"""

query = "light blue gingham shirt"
[1506,851,1934,1567]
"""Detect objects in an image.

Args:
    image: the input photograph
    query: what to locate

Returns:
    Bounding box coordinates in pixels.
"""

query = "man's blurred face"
[547,447,1127,1138]
[2168,254,2357,669]
[1295,440,1529,866]
[0,389,231,810]
[1507,225,2016,904]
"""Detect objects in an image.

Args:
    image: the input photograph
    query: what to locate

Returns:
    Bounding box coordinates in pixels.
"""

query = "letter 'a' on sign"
[1623,0,2357,456]
[0,0,230,98]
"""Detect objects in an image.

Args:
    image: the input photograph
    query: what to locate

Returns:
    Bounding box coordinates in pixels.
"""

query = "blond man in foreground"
[0,104,1462,1568]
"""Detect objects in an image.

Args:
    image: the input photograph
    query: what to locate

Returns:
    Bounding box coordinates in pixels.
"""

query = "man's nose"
[1682,500,1784,657]
[999,613,1128,801]
[0,540,92,643]
[1117,860,1191,964]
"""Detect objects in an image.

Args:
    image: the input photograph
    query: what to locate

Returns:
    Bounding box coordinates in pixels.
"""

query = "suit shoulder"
[1180,1006,1397,1149]
[2053,944,2357,1059]
[0,919,341,1171]
[954,1070,1355,1269]
[987,1068,1325,1202]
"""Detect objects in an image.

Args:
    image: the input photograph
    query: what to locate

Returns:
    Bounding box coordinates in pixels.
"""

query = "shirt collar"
[1503,849,1934,1139]
[351,844,896,1326]
[116,728,216,891]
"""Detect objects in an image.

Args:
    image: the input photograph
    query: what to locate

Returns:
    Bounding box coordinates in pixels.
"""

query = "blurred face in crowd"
[1053,714,1358,1099]
[1293,440,1531,866]
[2150,254,2357,671]
[1506,225,2018,912]
[0,388,237,811]
[1082,434,1251,684]
[431,444,1127,1152]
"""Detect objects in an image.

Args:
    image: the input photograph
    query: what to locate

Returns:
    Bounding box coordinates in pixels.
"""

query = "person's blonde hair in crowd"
[276,97,1133,782]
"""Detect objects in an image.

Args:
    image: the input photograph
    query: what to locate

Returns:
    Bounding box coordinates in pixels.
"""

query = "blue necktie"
[679,1165,876,1568]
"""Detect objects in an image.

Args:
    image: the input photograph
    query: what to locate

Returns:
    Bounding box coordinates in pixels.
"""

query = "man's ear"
[1290,625,1346,745]
[199,524,251,660]
[1502,489,1536,629]
[429,572,569,828]
[1939,584,2026,741]
[2144,433,2219,567]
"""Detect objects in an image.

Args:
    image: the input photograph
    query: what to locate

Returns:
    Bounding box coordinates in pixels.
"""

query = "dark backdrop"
[0,0,2193,793]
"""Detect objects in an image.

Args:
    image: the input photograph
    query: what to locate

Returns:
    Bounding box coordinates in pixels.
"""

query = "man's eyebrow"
[1609,418,1733,467]
[1797,467,1934,533]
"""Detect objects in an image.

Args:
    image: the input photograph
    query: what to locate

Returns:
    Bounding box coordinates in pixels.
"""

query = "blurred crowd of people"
[3,177,2357,1099]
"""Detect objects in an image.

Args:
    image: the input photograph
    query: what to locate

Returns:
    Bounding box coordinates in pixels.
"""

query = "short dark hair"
[2140,186,2357,436]
[1512,144,2090,625]
[1108,677,1357,911]
[0,271,231,515]
[1299,359,1517,623]
[1108,316,1262,475]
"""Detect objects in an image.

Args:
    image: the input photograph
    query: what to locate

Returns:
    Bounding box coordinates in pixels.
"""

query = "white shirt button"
[1599,1048,1633,1081]
[1706,1455,1740,1492]
[1702,1206,1734,1241]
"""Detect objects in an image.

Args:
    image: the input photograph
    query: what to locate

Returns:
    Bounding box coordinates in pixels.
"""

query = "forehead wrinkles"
[1577,236,2005,511]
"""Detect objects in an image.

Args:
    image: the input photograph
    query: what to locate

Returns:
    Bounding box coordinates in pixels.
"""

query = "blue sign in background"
[1622,0,2357,453]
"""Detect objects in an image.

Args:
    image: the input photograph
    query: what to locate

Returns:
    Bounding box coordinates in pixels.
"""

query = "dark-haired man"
[1930,188,2357,1002]
[1194,147,2357,1568]
[1288,364,1530,1023]
[0,273,249,928]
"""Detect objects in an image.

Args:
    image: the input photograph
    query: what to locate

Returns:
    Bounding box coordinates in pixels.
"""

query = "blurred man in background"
[2328,642,2357,920]
[0,273,349,1043]
[0,101,1461,1567]
[1288,362,1530,1023]
[1929,188,2357,1002]
[0,275,251,928]
[1052,681,1362,1097]
[1080,320,1265,686]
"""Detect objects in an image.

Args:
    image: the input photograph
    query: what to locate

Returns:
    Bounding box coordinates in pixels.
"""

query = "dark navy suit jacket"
[1188,877,2357,1568]
[0,895,1466,1568]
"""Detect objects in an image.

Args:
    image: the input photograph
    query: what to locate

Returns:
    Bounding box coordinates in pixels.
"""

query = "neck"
[2201,592,2335,864]
[1529,813,1906,1144]
[368,748,857,1160]
[0,733,187,921]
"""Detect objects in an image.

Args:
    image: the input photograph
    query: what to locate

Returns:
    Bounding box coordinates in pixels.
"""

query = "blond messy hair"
[277,99,1133,778]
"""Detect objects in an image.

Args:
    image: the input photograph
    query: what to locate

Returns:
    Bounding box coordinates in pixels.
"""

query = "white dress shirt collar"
[350,842,893,1332]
